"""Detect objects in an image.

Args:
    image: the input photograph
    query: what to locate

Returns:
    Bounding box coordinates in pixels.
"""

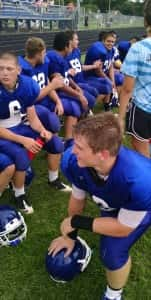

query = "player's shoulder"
[18,74,39,93]
[74,48,81,57]
[18,55,33,71]
[47,50,61,61]
[61,147,77,173]
[116,146,151,178]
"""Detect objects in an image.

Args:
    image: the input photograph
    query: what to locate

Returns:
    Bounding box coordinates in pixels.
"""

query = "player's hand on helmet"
[55,100,64,116]
[50,75,64,90]
[40,129,52,141]
[48,236,75,257]
[60,217,74,236]
[22,137,42,153]
[79,94,88,110]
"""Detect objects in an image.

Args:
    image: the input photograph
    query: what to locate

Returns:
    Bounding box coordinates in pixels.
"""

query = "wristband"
[71,215,94,232]
[67,229,78,240]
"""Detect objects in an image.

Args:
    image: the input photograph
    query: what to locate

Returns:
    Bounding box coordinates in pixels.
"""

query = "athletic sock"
[13,186,25,198]
[105,285,123,299]
[48,170,58,182]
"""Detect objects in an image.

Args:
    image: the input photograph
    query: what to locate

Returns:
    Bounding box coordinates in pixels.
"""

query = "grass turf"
[0,107,151,300]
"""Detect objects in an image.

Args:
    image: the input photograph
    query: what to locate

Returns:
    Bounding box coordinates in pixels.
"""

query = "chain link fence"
[79,8,144,30]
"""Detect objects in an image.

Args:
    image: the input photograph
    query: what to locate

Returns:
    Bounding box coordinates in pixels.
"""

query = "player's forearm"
[48,90,61,104]
[36,84,53,101]
[61,85,80,99]
[82,64,96,71]
[68,195,86,216]
[92,217,133,237]
[29,116,45,134]
[108,65,115,86]
[0,127,27,145]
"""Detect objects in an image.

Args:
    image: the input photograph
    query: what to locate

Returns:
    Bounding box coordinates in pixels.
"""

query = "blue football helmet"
[0,205,27,247]
[45,237,92,283]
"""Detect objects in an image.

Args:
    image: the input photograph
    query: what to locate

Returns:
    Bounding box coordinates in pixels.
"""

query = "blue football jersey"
[65,48,84,83]
[0,75,40,127]
[117,41,131,62]
[46,50,69,78]
[18,56,49,90]
[61,146,151,211]
[85,41,114,76]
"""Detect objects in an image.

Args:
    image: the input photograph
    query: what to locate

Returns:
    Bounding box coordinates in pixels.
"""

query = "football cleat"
[48,178,72,192]
[15,194,34,214]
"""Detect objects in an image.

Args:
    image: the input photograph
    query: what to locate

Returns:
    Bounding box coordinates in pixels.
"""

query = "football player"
[85,32,124,110]
[49,112,151,300]
[0,52,65,214]
[47,32,96,140]
[19,37,71,192]
[65,30,101,98]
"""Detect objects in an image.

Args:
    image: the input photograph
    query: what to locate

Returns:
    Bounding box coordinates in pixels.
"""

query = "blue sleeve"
[22,77,40,108]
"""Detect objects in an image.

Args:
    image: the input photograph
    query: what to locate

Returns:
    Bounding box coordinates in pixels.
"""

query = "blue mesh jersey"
[46,50,69,78]
[85,41,115,76]
[121,38,151,113]
[65,48,84,83]
[18,56,49,90]
[117,40,131,62]
[0,75,40,120]
[61,146,151,211]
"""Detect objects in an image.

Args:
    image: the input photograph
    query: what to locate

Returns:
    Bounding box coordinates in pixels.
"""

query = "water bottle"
[28,137,45,160]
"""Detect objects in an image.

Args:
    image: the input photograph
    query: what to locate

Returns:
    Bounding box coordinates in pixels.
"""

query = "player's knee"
[115,74,124,86]
[47,114,60,133]
[15,149,30,171]
[45,135,64,154]
[35,105,60,133]
[5,164,15,178]
[84,92,96,109]
[71,103,82,118]
[100,242,128,271]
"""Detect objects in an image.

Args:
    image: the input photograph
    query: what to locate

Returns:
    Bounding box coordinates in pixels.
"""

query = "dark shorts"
[126,102,151,141]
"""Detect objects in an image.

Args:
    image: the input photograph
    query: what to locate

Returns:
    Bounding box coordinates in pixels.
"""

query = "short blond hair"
[25,37,46,58]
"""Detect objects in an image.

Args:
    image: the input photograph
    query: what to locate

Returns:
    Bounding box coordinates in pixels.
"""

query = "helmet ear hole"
[45,237,92,282]
[0,205,27,247]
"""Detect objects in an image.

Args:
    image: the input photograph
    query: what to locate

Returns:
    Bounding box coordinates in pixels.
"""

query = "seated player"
[47,32,96,140]
[85,32,124,110]
[18,37,71,192]
[65,30,101,99]
[0,52,64,214]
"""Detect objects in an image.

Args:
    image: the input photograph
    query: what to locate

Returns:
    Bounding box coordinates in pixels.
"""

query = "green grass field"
[0,105,151,300]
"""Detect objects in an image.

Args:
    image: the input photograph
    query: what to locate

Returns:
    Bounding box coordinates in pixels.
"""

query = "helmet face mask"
[0,206,27,247]
[46,237,92,283]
